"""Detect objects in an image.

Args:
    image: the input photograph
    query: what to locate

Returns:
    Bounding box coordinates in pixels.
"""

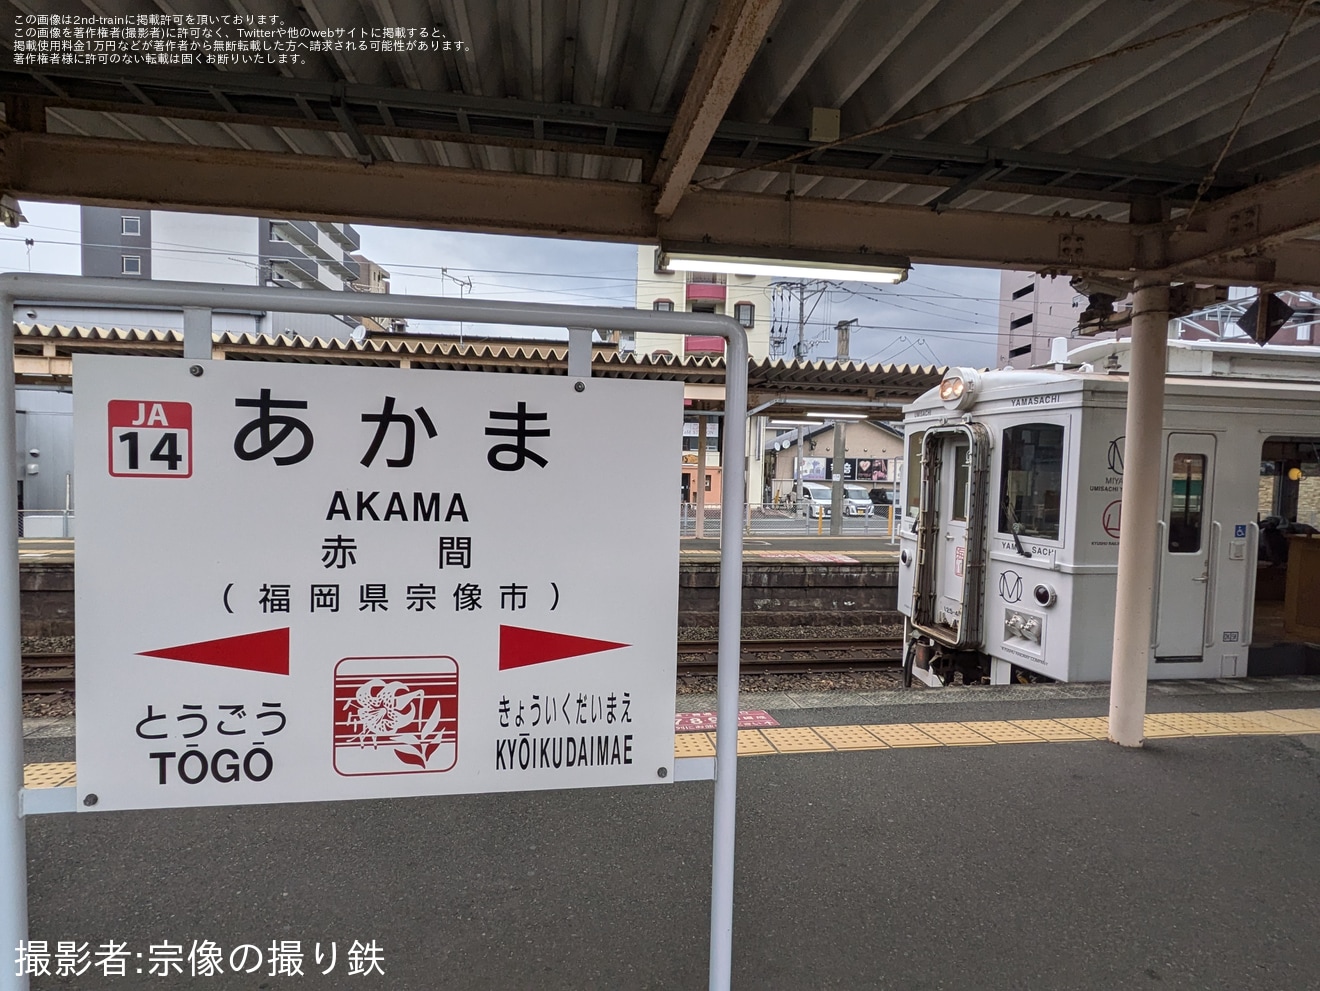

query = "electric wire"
[694,7,1258,190]
[1179,0,1312,226]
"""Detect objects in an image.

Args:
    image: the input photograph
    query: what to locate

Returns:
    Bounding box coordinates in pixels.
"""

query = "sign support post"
[0,291,27,991]
[0,273,748,991]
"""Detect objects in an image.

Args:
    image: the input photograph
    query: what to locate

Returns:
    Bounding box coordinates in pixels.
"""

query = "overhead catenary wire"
[1178,0,1312,228]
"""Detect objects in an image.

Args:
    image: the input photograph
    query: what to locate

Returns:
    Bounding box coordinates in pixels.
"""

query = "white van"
[842,484,875,516]
[799,481,875,517]
[797,481,833,518]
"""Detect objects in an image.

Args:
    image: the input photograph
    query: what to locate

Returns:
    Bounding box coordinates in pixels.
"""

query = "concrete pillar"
[795,430,804,516]
[695,414,708,540]
[747,416,764,509]
[1107,278,1170,747]
[829,420,844,536]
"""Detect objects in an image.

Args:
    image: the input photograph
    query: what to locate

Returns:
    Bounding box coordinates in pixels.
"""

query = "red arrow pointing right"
[499,625,629,671]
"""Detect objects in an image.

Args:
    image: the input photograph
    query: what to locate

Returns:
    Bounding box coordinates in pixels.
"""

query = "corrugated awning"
[13,323,943,413]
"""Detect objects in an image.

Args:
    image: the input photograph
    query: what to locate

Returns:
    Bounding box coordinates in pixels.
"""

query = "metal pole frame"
[0,274,749,991]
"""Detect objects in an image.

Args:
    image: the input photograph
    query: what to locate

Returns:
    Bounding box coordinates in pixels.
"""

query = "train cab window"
[905,430,924,519]
[951,443,970,522]
[998,423,1064,541]
[1167,453,1205,553]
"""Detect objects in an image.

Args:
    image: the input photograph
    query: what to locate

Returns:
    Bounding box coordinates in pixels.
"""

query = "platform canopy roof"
[1,0,1318,286]
[12,322,944,415]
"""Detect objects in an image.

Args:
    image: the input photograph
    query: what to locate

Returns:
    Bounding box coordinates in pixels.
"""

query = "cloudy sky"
[0,200,1003,366]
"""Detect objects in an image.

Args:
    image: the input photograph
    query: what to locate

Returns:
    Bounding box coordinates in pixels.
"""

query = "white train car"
[897,338,1320,686]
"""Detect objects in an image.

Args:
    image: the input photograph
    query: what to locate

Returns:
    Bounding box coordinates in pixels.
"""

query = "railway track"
[677,637,903,676]
[21,640,906,694]
[21,652,75,695]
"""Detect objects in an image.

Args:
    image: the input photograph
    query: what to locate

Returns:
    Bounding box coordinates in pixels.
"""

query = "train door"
[912,425,990,648]
[935,438,971,630]
[1155,433,1216,660]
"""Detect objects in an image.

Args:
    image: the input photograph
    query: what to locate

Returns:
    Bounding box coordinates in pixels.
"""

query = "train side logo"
[998,570,1023,603]
[1107,436,1125,475]
[1102,500,1122,539]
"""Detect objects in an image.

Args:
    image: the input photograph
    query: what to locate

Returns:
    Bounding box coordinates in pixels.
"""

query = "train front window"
[1167,453,1205,553]
[951,443,970,522]
[998,423,1064,541]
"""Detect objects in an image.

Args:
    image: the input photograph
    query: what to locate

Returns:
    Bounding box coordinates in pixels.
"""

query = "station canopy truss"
[1,0,1319,287]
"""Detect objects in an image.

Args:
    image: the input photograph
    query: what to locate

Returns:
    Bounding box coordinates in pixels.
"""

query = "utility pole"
[835,318,857,361]
[829,420,845,536]
[796,283,806,360]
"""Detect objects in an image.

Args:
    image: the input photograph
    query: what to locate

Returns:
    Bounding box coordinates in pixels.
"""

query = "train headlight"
[938,368,980,410]
[1033,584,1058,608]
[1004,609,1042,644]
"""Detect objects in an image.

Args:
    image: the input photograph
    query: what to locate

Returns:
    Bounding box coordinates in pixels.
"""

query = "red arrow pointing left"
[139,628,290,676]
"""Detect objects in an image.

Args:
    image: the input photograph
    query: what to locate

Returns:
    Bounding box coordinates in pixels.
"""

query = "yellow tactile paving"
[862,723,943,748]
[761,727,834,753]
[813,725,888,751]
[25,708,1320,787]
[1054,717,1112,740]
[962,719,1046,743]
[23,761,75,788]
[674,732,717,758]
[735,729,778,756]
[1193,711,1292,735]
[1240,707,1320,733]
[1145,712,1236,736]
[1267,708,1320,731]
[909,721,994,746]
[1007,719,1094,741]
[1140,718,1189,738]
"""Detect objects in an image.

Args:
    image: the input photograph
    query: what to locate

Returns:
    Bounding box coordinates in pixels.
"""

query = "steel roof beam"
[0,64,1255,191]
[1159,161,1320,270]
[7,131,1318,286]
[925,162,1010,212]
[650,0,782,219]
[5,74,1253,206]
[330,89,376,163]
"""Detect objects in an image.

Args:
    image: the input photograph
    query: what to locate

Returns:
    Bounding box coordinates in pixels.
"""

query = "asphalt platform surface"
[20,680,1320,990]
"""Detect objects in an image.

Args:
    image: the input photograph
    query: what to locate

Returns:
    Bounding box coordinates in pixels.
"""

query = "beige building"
[349,254,405,334]
[631,246,776,359]
[766,420,906,506]
[634,245,780,507]
[997,271,1100,369]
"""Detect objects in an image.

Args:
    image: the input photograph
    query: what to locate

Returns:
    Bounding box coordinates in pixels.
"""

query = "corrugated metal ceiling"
[5,0,1317,222]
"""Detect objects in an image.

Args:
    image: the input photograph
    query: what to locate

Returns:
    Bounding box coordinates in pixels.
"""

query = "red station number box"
[107,400,193,478]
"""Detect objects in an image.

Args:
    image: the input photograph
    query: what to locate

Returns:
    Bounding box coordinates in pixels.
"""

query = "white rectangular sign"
[73,355,683,811]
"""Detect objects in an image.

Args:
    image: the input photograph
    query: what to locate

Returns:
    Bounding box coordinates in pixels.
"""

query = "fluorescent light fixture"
[657,242,908,285]
[806,412,867,420]
[769,419,816,427]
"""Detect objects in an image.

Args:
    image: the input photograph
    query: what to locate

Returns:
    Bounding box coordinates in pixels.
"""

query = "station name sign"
[74,355,683,811]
